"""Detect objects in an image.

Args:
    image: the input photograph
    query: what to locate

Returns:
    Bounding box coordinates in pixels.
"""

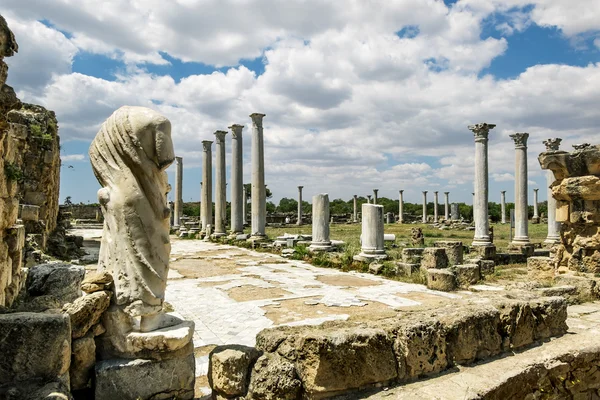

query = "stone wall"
[539,144,600,272]
[61,204,102,221]
[208,294,567,399]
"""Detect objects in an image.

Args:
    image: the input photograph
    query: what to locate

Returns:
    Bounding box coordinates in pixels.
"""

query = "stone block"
[62,290,110,339]
[554,274,600,302]
[401,248,424,264]
[95,354,195,400]
[479,259,496,276]
[530,296,568,340]
[369,263,384,275]
[20,204,40,221]
[421,247,448,269]
[0,312,71,385]
[434,241,463,266]
[470,244,496,260]
[396,262,420,276]
[247,353,301,400]
[208,345,260,398]
[70,335,95,390]
[0,381,73,400]
[393,317,447,380]
[454,264,481,287]
[427,269,456,292]
[23,191,47,207]
[556,201,569,222]
[27,263,85,304]
[80,270,113,294]
[507,243,535,257]
[493,298,536,350]
[5,224,25,252]
[527,256,555,282]
[439,305,502,365]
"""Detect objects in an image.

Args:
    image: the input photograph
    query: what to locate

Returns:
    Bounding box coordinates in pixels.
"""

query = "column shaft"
[545,171,561,243]
[359,204,385,256]
[373,189,378,205]
[469,123,495,246]
[533,189,539,218]
[353,195,358,222]
[230,125,244,234]
[510,133,530,244]
[201,141,213,233]
[250,113,266,238]
[422,191,427,223]
[444,192,449,220]
[399,190,404,223]
[434,191,439,221]
[309,194,332,251]
[297,186,303,226]
[174,157,183,228]
[501,191,507,224]
[213,131,227,236]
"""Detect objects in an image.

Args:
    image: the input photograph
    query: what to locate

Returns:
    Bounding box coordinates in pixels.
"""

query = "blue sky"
[4,0,600,206]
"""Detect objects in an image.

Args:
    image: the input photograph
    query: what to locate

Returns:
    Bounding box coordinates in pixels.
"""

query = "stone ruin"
[539,143,600,273]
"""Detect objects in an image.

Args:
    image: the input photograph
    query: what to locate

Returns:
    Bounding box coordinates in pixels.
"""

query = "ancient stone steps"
[355,302,600,400]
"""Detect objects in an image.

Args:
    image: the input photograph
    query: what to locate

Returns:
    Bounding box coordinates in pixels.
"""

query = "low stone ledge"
[211,295,568,399]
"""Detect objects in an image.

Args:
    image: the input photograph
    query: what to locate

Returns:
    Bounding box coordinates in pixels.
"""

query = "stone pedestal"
[354,204,387,262]
[213,131,227,238]
[469,122,495,246]
[230,124,244,236]
[201,141,213,235]
[398,190,404,223]
[297,186,304,226]
[309,194,332,252]
[434,240,463,266]
[422,191,427,223]
[249,113,267,241]
[471,244,496,260]
[173,156,183,229]
[510,133,530,245]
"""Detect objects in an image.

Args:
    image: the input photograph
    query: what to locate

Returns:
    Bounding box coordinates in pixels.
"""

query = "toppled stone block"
[27,263,85,303]
[530,296,568,340]
[494,298,536,350]
[20,204,40,222]
[81,270,113,294]
[62,290,110,339]
[421,248,448,270]
[396,262,419,277]
[554,274,600,302]
[479,259,496,276]
[70,334,95,390]
[95,354,195,400]
[427,269,456,292]
[401,248,423,264]
[536,285,578,303]
[247,353,301,400]
[527,256,555,282]
[208,345,260,398]
[434,241,463,266]
[369,263,384,275]
[454,264,480,287]
[0,312,71,385]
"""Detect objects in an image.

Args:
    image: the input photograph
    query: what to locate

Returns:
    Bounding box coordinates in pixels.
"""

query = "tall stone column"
[169,201,174,227]
[297,186,304,225]
[229,124,244,235]
[433,191,439,222]
[249,113,267,240]
[353,195,358,222]
[173,156,183,229]
[242,185,247,226]
[398,190,404,223]
[201,141,213,234]
[213,130,227,237]
[533,188,539,218]
[367,195,372,204]
[354,204,386,261]
[543,138,562,245]
[468,123,495,247]
[444,192,449,220]
[500,191,507,224]
[510,132,530,245]
[373,189,378,205]
[309,194,332,252]
[422,191,427,223]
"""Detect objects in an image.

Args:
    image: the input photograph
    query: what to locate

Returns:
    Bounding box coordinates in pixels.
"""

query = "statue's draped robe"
[89,106,174,317]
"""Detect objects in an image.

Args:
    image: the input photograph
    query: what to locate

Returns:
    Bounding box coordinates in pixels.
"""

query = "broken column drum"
[469,122,495,246]
[201,140,213,234]
[510,132,530,245]
[230,124,244,235]
[249,113,266,239]
[309,194,332,251]
[213,130,227,237]
[355,203,386,261]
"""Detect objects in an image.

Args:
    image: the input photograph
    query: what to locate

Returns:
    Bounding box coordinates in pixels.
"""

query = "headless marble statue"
[90,106,174,332]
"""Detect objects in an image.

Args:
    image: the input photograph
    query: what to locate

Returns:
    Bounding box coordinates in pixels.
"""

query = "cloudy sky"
[3,0,600,206]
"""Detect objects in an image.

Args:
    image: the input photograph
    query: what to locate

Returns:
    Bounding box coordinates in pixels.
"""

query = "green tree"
[330,198,352,214]
[277,197,298,213]
[266,201,276,213]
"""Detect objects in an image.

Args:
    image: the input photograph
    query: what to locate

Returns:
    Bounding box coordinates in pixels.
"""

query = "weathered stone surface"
[434,241,463,266]
[530,296,568,340]
[0,312,71,385]
[494,298,536,350]
[70,335,95,390]
[27,263,85,303]
[20,204,39,221]
[0,381,73,400]
[392,317,447,380]
[401,248,423,264]
[395,262,419,277]
[62,290,110,338]
[208,345,260,398]
[369,263,384,275]
[554,274,600,302]
[527,256,555,281]
[479,259,496,276]
[95,354,195,400]
[80,270,113,293]
[438,305,502,365]
[427,269,456,291]
[247,353,301,400]
[470,244,496,260]
[454,264,480,287]
[421,248,448,269]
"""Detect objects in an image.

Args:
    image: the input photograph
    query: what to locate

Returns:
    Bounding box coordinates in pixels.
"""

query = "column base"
[472,236,492,246]
[507,242,535,257]
[308,242,333,252]
[544,236,561,246]
[353,252,388,263]
[211,232,226,239]
[247,234,268,243]
[470,243,496,260]
[227,232,244,240]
